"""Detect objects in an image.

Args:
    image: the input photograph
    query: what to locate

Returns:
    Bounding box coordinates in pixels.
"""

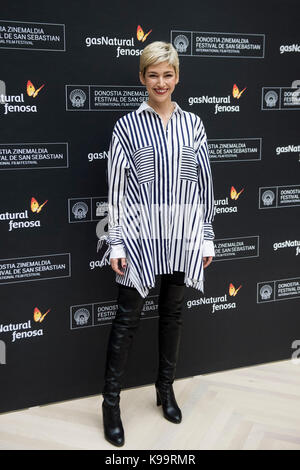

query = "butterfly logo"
[229,283,242,296]
[27,80,45,98]
[34,307,50,323]
[136,25,152,42]
[230,186,244,200]
[232,83,246,99]
[31,197,48,213]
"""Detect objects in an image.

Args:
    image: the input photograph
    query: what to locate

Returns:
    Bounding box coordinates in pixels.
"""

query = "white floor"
[1,359,300,450]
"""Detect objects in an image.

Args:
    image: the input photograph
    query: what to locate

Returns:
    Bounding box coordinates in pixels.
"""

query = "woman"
[100,41,215,447]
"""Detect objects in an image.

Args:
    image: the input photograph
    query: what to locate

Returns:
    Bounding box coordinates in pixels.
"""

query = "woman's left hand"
[203,256,213,268]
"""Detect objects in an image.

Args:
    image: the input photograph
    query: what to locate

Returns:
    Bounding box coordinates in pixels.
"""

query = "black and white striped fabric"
[100,100,216,298]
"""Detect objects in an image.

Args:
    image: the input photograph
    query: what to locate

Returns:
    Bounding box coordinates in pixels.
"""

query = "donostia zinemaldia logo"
[96,201,107,217]
[259,284,273,300]
[173,35,189,53]
[69,89,87,108]
[72,202,89,219]
[264,90,278,107]
[261,190,275,206]
[74,308,90,326]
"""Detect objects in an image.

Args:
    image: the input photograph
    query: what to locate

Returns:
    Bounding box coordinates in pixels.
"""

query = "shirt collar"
[136,100,184,116]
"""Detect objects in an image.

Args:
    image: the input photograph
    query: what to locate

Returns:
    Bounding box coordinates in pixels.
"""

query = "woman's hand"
[111,256,212,274]
[110,257,127,275]
[203,256,213,268]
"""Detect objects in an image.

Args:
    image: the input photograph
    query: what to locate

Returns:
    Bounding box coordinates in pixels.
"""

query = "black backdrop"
[0,0,299,414]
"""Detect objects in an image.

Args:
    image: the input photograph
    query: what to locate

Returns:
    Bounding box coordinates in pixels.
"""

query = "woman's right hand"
[110,257,127,276]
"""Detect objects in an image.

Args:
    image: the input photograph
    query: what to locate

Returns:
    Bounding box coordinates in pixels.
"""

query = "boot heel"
[156,389,161,406]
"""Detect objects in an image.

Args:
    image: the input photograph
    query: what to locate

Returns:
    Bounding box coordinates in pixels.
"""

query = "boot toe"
[155,386,182,423]
[106,433,125,447]
[164,407,182,423]
[104,426,125,446]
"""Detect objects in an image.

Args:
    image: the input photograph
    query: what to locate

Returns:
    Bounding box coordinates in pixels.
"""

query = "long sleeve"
[110,244,126,260]
[202,239,215,257]
[194,116,216,244]
[99,128,130,266]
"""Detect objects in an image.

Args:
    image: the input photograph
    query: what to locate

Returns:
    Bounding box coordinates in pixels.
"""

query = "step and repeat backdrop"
[0,0,299,413]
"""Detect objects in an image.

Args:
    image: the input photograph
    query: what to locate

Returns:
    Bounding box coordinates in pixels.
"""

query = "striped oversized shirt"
[99,100,216,298]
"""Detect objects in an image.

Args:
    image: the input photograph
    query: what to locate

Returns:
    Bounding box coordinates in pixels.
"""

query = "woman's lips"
[154,89,168,95]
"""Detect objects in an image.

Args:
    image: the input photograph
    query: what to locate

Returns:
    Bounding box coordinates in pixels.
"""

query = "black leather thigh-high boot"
[155,273,186,424]
[102,284,145,447]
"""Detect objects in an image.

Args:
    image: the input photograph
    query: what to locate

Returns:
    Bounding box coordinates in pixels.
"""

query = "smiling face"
[139,60,179,106]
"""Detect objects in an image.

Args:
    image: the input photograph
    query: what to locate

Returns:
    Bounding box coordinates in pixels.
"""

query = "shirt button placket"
[165,120,172,272]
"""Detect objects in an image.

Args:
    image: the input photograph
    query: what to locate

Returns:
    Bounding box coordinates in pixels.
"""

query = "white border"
[70,294,159,329]
[257,277,300,303]
[213,235,260,262]
[65,85,147,111]
[209,137,262,163]
[261,86,300,110]
[0,142,69,170]
[68,196,107,223]
[259,184,300,208]
[170,30,265,58]
[0,253,71,285]
[0,20,66,51]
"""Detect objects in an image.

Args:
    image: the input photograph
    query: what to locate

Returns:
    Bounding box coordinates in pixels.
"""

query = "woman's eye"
[149,75,173,78]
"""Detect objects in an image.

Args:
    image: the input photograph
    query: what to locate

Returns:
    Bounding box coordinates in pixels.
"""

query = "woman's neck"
[146,99,175,117]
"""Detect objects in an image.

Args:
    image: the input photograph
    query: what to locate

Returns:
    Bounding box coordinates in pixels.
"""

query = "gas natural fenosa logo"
[229,282,242,296]
[0,196,48,231]
[231,186,244,199]
[0,307,50,343]
[87,149,108,162]
[187,282,242,313]
[33,307,50,322]
[232,83,247,99]
[276,144,300,158]
[136,25,152,42]
[0,79,45,115]
[188,83,247,114]
[85,25,152,57]
[273,239,300,256]
[31,197,48,213]
[27,80,45,98]
[214,185,245,214]
[280,44,300,54]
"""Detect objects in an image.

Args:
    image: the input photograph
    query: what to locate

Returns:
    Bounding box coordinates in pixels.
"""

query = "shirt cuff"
[109,244,126,260]
[203,239,215,257]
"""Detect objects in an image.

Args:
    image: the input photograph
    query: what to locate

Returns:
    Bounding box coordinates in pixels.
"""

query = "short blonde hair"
[139,41,179,77]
